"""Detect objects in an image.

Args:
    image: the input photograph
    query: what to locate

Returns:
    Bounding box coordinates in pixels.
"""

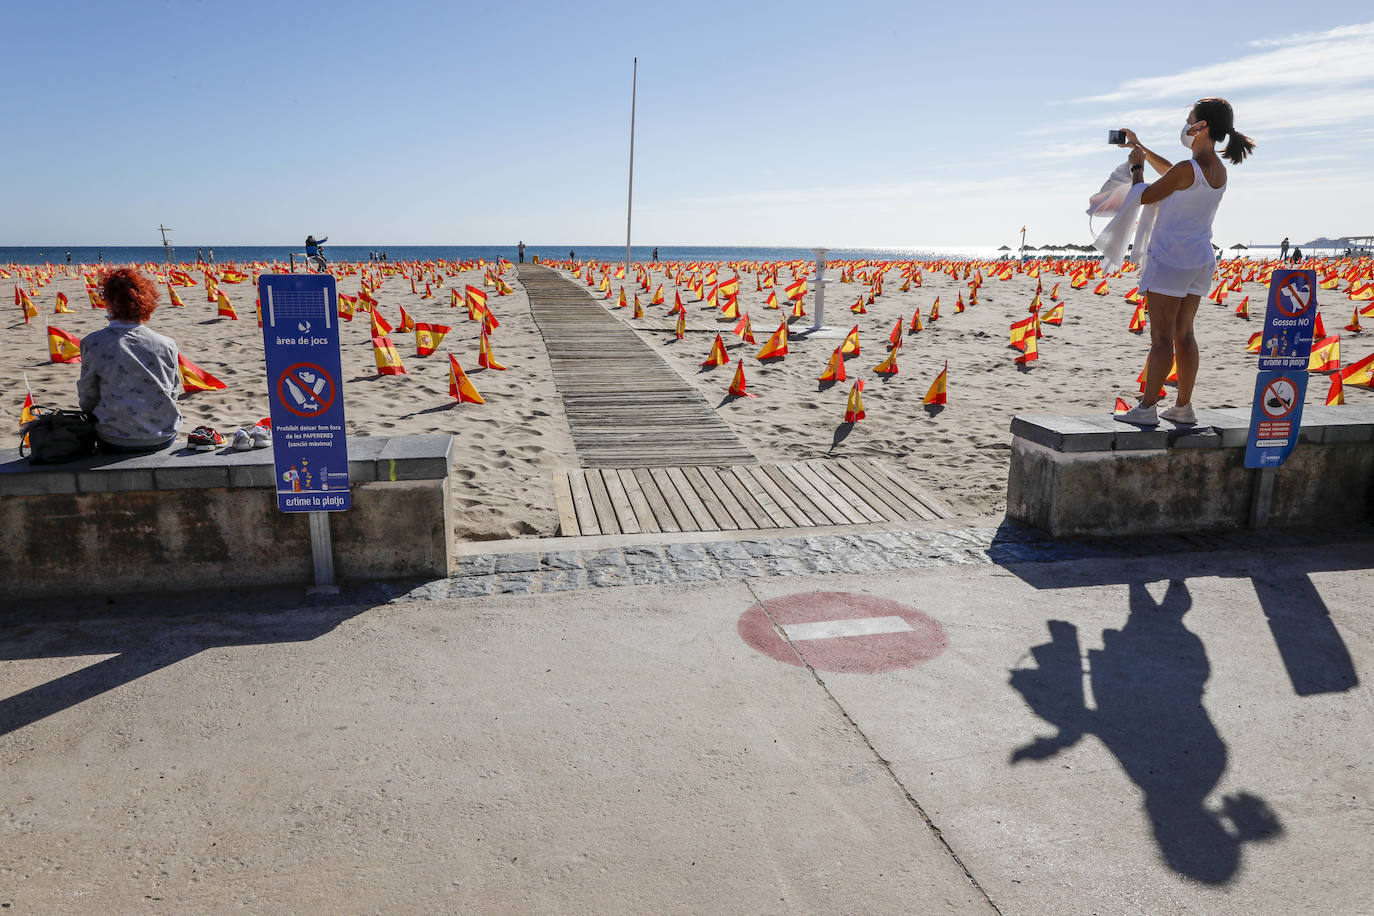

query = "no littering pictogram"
[276,362,336,418]
[738,591,948,674]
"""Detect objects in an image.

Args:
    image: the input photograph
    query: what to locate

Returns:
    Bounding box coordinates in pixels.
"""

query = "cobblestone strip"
[384,523,1373,602]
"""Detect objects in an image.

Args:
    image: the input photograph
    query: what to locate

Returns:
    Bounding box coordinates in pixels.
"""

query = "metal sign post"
[259,274,351,592]
[1245,268,1318,526]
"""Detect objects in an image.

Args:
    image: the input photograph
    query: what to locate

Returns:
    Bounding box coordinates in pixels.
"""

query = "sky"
[3,0,1372,250]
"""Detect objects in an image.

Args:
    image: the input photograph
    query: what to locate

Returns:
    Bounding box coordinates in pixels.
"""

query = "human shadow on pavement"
[990,523,1360,697]
[0,587,398,741]
[1009,580,1283,885]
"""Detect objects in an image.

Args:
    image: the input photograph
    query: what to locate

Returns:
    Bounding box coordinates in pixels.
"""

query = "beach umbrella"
[1230,243,1248,250]
[997,245,1011,251]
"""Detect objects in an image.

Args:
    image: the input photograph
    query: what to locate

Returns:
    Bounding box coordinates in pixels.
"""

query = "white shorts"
[1139,256,1217,298]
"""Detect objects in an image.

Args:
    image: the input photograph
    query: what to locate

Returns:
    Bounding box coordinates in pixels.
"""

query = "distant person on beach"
[1113,98,1255,427]
[1280,237,1289,261]
[569,250,575,261]
[197,248,203,262]
[305,234,328,271]
[1291,247,1301,263]
[208,248,214,263]
[65,251,71,264]
[517,240,526,263]
[97,251,103,263]
[77,268,182,454]
[652,247,659,261]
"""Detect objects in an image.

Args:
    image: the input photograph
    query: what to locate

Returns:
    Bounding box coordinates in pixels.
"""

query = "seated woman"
[77,268,183,453]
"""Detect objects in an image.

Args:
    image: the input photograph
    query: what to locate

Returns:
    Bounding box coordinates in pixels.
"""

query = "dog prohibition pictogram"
[738,591,948,674]
[1273,274,1313,319]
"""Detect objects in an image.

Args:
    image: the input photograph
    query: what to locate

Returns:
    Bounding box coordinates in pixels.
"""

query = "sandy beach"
[4,257,1370,540]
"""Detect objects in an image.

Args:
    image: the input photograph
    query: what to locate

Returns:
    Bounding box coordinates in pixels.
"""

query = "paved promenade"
[2,521,1370,913]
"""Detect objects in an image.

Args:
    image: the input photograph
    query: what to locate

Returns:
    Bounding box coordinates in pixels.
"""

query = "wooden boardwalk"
[521,265,756,468]
[552,458,956,537]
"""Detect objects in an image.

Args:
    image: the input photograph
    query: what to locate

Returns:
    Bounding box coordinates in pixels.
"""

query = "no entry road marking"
[739,591,947,674]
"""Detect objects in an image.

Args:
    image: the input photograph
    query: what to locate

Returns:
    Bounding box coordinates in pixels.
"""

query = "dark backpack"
[19,407,99,464]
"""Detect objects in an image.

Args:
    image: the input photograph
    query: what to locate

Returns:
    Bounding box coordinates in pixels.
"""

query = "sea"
[0,244,1030,268]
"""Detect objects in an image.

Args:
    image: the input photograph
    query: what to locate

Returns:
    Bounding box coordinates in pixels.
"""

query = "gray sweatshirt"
[77,321,183,447]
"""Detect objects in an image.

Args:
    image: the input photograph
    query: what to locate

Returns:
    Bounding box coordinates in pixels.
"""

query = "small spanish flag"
[166,285,183,308]
[818,346,846,383]
[370,306,393,337]
[841,325,861,356]
[1042,302,1064,325]
[465,283,488,317]
[733,314,755,344]
[398,304,416,332]
[48,326,82,363]
[477,331,506,370]
[727,359,757,398]
[55,291,71,313]
[845,379,865,422]
[373,335,407,375]
[873,348,899,375]
[763,290,779,310]
[757,321,788,360]
[1326,372,1345,406]
[701,333,729,367]
[448,354,484,404]
[923,361,947,405]
[1340,351,1374,389]
[674,310,686,340]
[177,354,226,391]
[415,322,450,357]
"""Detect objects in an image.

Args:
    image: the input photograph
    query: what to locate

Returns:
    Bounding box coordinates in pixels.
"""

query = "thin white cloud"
[1076,21,1374,103]
[1248,21,1374,48]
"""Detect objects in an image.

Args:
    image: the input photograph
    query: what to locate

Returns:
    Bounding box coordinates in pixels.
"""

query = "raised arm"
[1138,160,1196,206]
[1118,129,1172,176]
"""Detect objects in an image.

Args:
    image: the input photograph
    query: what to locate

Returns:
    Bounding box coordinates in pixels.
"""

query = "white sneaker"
[231,428,253,451]
[1160,403,1197,425]
[1114,402,1159,426]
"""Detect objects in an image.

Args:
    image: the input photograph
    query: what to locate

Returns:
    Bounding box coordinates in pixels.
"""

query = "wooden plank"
[714,467,780,529]
[841,459,935,521]
[630,468,679,532]
[761,464,834,527]
[565,470,602,536]
[681,466,741,531]
[862,459,957,519]
[740,465,814,528]
[584,468,622,535]
[726,466,791,528]
[775,463,852,526]
[792,462,872,525]
[599,468,642,535]
[826,459,922,521]
[552,473,581,536]
[697,466,760,530]
[615,469,660,534]
[806,461,885,524]
[650,467,705,531]
[664,466,719,531]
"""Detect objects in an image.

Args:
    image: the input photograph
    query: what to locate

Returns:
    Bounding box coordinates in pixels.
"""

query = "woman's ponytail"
[1193,98,1255,165]
[1223,129,1255,165]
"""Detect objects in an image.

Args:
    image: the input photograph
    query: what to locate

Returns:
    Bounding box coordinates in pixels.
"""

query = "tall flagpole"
[625,57,637,277]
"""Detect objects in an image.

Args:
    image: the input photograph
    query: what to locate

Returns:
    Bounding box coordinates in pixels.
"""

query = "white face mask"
[1181,124,1194,149]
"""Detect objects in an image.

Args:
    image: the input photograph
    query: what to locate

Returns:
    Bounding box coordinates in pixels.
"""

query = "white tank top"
[1147,159,1225,270]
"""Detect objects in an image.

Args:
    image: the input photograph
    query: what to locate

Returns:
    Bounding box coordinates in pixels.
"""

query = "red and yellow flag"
[1015,331,1039,365]
[701,333,730,367]
[728,358,757,398]
[414,323,450,357]
[841,324,861,356]
[48,326,82,363]
[674,310,686,340]
[1093,280,1110,296]
[1326,372,1345,406]
[465,284,488,318]
[923,361,948,405]
[54,291,71,313]
[763,290,779,310]
[372,335,407,375]
[873,348,899,375]
[1308,335,1341,372]
[398,304,416,332]
[1042,302,1064,325]
[177,354,226,391]
[818,345,846,383]
[733,314,755,344]
[87,285,105,309]
[757,321,788,360]
[448,354,484,404]
[1339,351,1374,388]
[478,331,506,370]
[216,290,238,320]
[370,306,393,337]
[844,379,865,422]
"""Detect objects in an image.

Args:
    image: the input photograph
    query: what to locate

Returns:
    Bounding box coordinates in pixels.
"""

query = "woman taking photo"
[1115,98,1255,426]
[77,268,183,453]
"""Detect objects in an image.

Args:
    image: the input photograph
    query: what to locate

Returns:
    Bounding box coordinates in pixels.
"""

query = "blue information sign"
[259,274,351,512]
[1245,269,1316,468]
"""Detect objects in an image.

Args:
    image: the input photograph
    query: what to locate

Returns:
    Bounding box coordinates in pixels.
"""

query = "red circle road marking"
[738,591,948,674]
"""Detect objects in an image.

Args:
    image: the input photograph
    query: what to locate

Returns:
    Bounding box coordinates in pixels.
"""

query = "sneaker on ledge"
[1114,402,1159,426]
[188,426,224,451]
[1160,403,1198,425]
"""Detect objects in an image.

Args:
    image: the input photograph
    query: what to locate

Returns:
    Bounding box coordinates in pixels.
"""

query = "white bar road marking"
[781,616,914,641]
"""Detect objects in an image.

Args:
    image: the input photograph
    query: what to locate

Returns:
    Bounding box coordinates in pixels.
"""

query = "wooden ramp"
[520,265,756,468]
[552,458,956,536]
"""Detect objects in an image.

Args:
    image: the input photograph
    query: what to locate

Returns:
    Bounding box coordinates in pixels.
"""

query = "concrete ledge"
[1007,407,1374,537]
[0,435,457,600]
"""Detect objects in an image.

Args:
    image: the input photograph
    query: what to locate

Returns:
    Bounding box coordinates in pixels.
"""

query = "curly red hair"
[100,268,161,322]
